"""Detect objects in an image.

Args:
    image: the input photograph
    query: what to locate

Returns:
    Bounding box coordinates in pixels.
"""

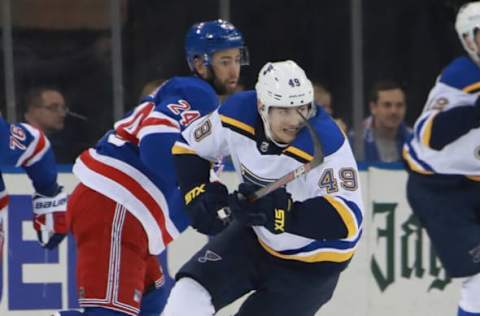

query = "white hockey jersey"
[174,91,364,266]
[403,56,480,180]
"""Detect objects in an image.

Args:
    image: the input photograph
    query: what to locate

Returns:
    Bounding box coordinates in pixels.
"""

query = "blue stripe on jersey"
[405,141,434,172]
[339,196,363,226]
[439,56,480,91]
[278,230,363,255]
[415,116,429,140]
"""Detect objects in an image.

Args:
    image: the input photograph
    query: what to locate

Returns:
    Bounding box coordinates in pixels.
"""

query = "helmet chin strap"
[259,107,288,148]
[259,103,316,148]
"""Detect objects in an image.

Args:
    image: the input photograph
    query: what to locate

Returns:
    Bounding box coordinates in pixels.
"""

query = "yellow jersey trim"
[402,147,432,175]
[258,239,354,263]
[420,113,437,147]
[324,195,357,239]
[219,115,255,136]
[283,146,313,162]
[171,144,197,155]
[463,82,480,93]
[466,175,480,181]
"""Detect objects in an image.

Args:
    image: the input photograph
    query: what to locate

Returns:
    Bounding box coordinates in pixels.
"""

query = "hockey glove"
[32,186,68,249]
[184,182,229,235]
[228,182,293,234]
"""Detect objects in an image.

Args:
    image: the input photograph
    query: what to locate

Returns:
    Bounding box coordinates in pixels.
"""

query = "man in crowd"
[24,86,87,163]
[354,80,412,162]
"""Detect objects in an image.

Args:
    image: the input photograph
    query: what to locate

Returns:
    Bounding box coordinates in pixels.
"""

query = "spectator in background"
[24,86,67,133]
[313,82,348,133]
[352,80,412,162]
[23,86,87,163]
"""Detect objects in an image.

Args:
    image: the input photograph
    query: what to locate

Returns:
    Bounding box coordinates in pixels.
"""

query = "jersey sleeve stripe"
[17,124,51,167]
[402,144,434,175]
[114,102,154,130]
[0,191,9,210]
[137,125,180,140]
[75,149,178,254]
[419,112,438,148]
[283,146,313,162]
[219,115,255,136]
[141,117,179,129]
[258,238,355,263]
[463,81,480,93]
[136,114,181,140]
[172,142,197,155]
[22,131,49,167]
[323,195,359,239]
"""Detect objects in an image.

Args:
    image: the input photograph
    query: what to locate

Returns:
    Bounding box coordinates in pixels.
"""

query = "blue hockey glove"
[184,182,229,235]
[228,183,293,234]
[32,186,68,249]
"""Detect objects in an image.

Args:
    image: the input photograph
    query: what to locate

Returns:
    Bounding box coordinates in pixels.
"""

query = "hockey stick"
[217,110,324,220]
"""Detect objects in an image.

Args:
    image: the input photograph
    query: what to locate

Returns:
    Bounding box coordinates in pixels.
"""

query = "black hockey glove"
[183,182,229,235]
[228,183,293,234]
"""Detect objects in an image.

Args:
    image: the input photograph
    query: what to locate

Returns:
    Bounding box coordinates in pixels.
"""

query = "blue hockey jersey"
[73,76,220,255]
[0,117,59,212]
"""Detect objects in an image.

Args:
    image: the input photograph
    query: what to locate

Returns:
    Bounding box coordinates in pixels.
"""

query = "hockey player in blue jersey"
[56,20,248,316]
[164,60,363,316]
[403,2,480,315]
[0,116,67,254]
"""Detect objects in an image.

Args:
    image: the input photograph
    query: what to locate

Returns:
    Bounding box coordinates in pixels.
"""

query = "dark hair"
[24,86,63,112]
[368,80,405,103]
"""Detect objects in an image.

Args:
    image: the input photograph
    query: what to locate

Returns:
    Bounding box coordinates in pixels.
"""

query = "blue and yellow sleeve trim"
[463,81,480,94]
[283,146,313,163]
[171,142,197,155]
[258,239,355,263]
[323,195,360,239]
[219,114,255,139]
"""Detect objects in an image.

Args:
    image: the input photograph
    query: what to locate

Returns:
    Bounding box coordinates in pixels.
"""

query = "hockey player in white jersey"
[403,2,480,316]
[163,60,364,315]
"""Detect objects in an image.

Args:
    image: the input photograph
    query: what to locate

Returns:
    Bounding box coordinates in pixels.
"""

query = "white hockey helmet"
[255,60,314,143]
[455,1,480,65]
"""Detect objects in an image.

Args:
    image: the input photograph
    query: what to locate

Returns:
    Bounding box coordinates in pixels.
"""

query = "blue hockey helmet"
[185,19,249,71]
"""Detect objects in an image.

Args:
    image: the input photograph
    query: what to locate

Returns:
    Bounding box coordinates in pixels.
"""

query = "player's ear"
[193,57,208,78]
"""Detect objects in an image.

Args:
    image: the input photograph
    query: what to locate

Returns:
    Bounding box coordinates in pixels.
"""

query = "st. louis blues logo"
[198,250,222,263]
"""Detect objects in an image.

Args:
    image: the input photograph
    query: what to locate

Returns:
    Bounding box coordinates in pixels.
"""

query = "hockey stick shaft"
[248,110,323,201]
[217,110,324,220]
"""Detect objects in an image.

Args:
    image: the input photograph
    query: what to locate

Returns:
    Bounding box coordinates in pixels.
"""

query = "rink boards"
[0,166,460,316]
